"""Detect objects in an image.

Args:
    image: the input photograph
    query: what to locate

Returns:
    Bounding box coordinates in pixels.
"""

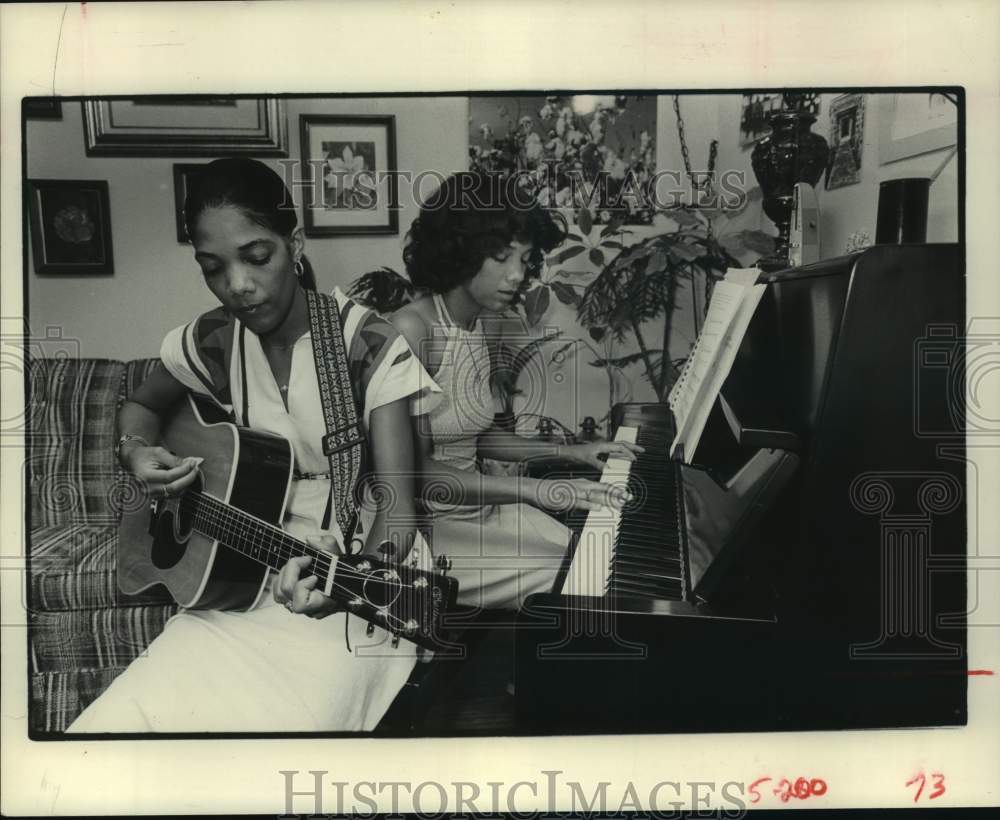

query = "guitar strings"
[171,490,424,591]
[175,495,421,633]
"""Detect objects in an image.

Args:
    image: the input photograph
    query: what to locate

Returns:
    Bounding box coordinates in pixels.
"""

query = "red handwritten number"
[748,777,770,804]
[908,772,946,802]
[751,777,826,804]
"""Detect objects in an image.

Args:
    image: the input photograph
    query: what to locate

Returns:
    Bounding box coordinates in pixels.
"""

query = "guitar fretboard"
[179,491,335,588]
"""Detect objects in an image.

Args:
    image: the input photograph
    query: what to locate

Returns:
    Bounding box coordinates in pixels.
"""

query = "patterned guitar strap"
[305,289,367,551]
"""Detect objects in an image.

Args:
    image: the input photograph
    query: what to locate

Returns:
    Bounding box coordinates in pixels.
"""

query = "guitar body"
[118,395,293,611]
[118,394,459,649]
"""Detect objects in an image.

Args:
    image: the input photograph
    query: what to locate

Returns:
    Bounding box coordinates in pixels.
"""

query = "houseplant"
[523,191,774,404]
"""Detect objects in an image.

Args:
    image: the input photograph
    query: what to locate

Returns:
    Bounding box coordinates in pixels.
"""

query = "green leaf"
[599,214,625,237]
[588,248,605,268]
[671,241,703,262]
[511,330,563,374]
[551,281,581,306]
[589,349,663,368]
[577,206,593,235]
[666,208,702,227]
[549,340,576,362]
[553,244,587,264]
[601,240,625,250]
[523,285,551,326]
[554,269,591,279]
[648,250,668,272]
[588,326,606,342]
[736,229,775,255]
[719,233,745,253]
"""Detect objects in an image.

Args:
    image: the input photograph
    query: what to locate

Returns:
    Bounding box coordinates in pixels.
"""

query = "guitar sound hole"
[150,474,202,570]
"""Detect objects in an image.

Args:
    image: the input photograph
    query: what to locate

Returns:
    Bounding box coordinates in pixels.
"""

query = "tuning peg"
[403,618,420,637]
[347,596,363,610]
[413,576,429,590]
[436,555,452,575]
[356,559,372,573]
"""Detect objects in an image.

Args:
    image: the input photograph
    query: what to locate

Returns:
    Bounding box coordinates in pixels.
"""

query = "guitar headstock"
[333,547,458,652]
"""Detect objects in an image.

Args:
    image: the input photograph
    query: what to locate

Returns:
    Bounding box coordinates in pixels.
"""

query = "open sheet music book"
[667,268,766,463]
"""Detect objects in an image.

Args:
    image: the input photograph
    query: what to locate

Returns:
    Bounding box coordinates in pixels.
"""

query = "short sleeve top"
[159,287,440,547]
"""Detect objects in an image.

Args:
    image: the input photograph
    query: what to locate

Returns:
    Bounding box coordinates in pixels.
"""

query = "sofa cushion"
[30,524,174,612]
[122,358,161,399]
[31,666,130,734]
[30,604,178,674]
[28,358,125,527]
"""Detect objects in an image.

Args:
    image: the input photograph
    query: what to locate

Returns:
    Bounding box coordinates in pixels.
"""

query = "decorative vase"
[751,109,830,271]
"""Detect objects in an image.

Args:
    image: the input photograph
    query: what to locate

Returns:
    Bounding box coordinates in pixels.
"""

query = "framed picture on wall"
[299,114,399,236]
[26,179,114,275]
[172,164,209,243]
[82,97,288,157]
[878,92,958,165]
[826,93,865,189]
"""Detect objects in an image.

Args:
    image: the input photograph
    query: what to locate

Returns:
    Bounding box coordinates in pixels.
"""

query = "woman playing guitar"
[68,158,440,732]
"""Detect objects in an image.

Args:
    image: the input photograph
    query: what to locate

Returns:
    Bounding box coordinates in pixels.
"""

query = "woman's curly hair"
[403,173,566,294]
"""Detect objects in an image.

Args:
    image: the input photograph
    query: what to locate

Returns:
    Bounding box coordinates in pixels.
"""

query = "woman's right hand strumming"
[125,445,202,499]
[531,476,632,514]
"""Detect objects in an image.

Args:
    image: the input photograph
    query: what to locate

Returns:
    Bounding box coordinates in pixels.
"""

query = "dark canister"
[875,177,931,244]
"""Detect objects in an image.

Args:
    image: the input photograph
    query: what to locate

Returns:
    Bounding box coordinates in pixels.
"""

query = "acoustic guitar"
[118,394,457,651]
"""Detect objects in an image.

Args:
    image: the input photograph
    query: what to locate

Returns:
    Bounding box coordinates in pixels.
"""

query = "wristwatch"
[114,433,149,465]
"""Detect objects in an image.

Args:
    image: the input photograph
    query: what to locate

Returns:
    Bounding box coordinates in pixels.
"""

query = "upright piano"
[514,244,967,733]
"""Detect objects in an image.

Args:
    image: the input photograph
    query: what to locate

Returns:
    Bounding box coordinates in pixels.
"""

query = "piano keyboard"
[562,420,686,600]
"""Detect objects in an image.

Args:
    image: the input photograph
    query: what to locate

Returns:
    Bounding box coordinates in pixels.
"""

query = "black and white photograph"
[2,2,998,818]
[18,87,971,738]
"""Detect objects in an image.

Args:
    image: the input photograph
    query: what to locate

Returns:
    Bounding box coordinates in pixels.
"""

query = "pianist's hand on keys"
[556,440,645,471]
[531,476,634,513]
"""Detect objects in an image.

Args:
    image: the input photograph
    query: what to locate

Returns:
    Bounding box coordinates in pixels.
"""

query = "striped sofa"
[27,357,177,733]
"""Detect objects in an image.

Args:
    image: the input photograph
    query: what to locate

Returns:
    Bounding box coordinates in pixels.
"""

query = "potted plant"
[521,194,774,405]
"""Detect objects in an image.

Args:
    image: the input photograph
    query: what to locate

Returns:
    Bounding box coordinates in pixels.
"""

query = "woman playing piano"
[391,172,642,609]
[68,158,439,732]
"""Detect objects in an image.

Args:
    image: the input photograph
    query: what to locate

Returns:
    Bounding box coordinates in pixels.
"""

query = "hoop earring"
[294,259,304,279]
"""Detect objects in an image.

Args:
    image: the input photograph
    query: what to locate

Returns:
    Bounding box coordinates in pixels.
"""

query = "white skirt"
[431,502,569,610]
[66,578,418,733]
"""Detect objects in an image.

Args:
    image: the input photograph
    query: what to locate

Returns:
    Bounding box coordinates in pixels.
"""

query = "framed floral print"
[298,114,399,236]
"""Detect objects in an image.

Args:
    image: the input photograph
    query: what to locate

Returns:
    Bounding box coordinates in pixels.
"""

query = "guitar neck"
[181,489,337,592]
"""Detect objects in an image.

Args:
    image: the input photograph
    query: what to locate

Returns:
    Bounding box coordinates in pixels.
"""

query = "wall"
[26,97,469,359]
